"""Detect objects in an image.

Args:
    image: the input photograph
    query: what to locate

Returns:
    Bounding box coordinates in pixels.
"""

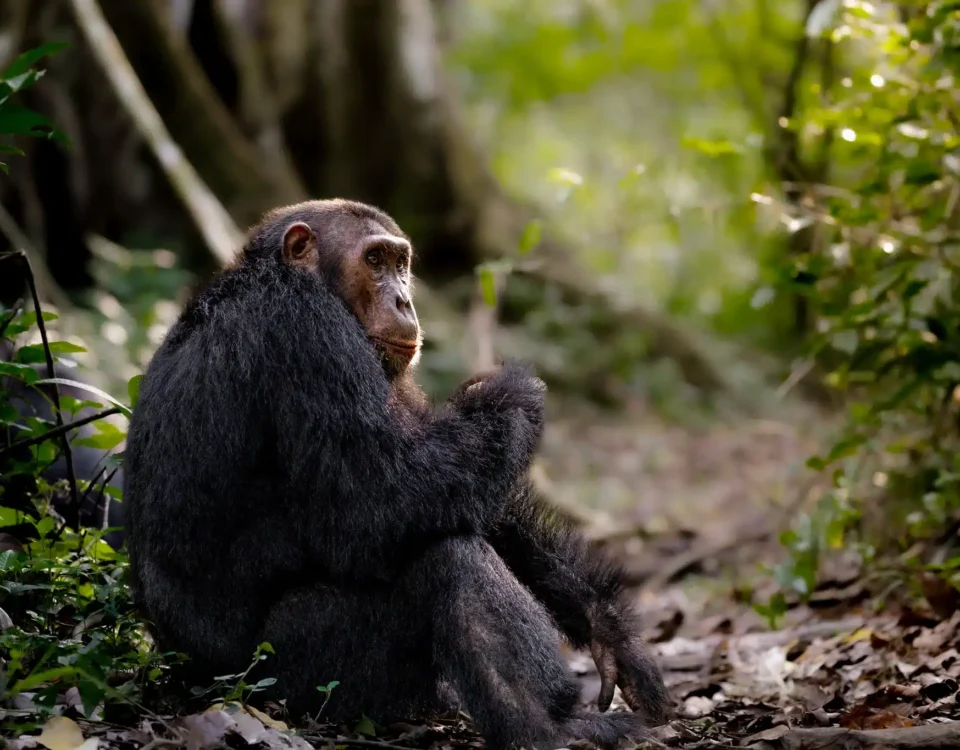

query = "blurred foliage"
[752,1,960,619]
[452,0,793,343]
[0,274,161,732]
[0,43,68,173]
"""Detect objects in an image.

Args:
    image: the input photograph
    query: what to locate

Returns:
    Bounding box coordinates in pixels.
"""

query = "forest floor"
[547,404,960,749]
[8,404,960,750]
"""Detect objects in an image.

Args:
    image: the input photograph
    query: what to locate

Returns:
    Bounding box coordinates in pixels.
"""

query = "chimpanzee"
[124,199,669,749]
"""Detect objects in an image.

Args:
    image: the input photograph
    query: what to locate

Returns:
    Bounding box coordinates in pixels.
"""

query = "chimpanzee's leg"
[421,536,646,750]
[487,482,670,725]
[257,579,443,725]
[259,536,646,748]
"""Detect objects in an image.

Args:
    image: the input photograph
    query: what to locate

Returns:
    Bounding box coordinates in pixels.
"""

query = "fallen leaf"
[840,706,915,730]
[37,717,86,750]
[230,710,266,744]
[920,573,960,620]
[681,696,715,717]
[245,704,288,731]
[744,725,789,742]
[843,627,873,644]
[179,710,234,750]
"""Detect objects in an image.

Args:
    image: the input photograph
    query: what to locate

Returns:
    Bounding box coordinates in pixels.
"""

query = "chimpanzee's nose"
[395,290,416,325]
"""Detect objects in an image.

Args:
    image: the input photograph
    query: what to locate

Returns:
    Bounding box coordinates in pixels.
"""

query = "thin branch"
[768,0,823,185]
[0,406,121,461]
[813,36,836,183]
[15,251,81,512]
[67,0,244,264]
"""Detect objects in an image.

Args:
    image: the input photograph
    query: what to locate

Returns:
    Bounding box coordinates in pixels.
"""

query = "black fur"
[125,200,668,749]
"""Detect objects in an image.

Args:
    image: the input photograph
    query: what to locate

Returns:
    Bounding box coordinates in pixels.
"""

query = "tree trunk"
[99,0,305,227]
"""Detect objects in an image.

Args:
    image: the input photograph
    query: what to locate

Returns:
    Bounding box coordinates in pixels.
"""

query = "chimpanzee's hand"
[450,362,546,437]
[451,369,499,399]
[590,606,671,724]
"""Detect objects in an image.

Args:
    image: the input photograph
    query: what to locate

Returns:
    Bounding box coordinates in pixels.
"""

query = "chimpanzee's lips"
[371,337,419,355]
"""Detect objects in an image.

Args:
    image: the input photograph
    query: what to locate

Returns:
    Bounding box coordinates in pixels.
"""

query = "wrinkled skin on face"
[282,221,421,378]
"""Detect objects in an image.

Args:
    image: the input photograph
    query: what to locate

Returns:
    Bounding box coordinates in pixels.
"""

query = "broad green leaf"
[74,421,125,452]
[0,361,39,384]
[15,341,86,364]
[1,42,70,79]
[127,374,142,409]
[0,104,60,139]
[34,378,133,418]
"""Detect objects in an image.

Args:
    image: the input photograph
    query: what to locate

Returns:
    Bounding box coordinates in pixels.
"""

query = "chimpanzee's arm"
[264,295,545,580]
[487,482,670,722]
[486,482,624,649]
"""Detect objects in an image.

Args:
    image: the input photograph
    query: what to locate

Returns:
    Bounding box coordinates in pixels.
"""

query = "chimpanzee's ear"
[282,222,317,269]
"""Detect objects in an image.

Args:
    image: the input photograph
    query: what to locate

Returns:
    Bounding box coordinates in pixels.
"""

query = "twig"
[67,0,244,264]
[768,0,823,184]
[4,250,82,514]
[0,407,121,460]
[300,735,421,750]
[776,358,815,400]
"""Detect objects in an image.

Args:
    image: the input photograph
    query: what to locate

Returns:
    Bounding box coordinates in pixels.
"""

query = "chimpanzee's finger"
[618,674,644,712]
[591,641,618,712]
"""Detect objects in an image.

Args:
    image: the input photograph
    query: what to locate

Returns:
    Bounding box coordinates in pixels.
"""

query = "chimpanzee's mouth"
[371,337,419,355]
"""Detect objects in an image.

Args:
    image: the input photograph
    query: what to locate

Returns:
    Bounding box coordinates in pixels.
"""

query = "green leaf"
[478,266,497,307]
[0,104,61,140]
[518,219,542,255]
[0,361,39,384]
[355,715,377,737]
[15,341,86,364]
[826,434,867,463]
[680,137,743,157]
[33,378,133,418]
[73,421,125,452]
[1,42,70,80]
[127,375,142,409]
[3,309,59,337]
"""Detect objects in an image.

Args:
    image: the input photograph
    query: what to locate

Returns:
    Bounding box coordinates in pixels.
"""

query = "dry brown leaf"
[178,710,233,750]
[244,704,289,731]
[920,573,960,620]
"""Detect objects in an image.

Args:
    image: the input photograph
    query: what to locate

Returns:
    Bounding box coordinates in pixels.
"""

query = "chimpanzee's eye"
[366,250,382,268]
[397,254,409,273]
